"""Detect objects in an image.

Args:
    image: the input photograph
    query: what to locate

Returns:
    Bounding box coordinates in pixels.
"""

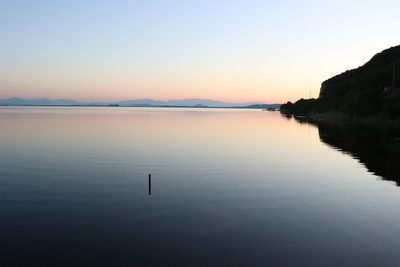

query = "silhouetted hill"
[281,45,400,119]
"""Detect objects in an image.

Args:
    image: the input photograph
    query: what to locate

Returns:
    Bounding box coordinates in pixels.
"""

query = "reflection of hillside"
[295,117,400,185]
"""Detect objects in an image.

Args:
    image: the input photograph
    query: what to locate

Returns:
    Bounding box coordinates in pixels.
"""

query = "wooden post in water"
[148,174,151,195]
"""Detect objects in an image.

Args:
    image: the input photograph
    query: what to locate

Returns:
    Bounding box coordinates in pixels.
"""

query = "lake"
[1,106,400,266]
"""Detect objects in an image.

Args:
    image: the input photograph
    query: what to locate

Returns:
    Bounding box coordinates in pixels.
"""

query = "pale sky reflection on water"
[0,107,400,266]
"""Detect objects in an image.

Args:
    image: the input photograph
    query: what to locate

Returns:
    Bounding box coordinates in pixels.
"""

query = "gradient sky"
[1,0,399,103]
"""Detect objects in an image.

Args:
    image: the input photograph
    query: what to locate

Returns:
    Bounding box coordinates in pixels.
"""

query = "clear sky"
[1,0,399,103]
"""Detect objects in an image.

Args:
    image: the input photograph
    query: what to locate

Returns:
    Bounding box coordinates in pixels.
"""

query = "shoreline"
[0,105,269,110]
[281,111,400,125]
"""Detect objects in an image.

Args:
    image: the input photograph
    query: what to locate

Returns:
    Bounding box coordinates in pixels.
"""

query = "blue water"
[1,107,400,266]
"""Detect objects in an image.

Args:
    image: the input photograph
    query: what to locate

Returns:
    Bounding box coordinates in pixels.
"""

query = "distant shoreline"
[0,97,281,110]
[281,111,400,125]
[0,104,275,110]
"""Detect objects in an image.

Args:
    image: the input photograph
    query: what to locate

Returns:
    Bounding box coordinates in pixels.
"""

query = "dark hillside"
[281,45,400,118]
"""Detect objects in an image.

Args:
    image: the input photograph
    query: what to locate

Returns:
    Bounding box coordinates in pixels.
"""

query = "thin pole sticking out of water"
[148,174,151,195]
[393,62,397,89]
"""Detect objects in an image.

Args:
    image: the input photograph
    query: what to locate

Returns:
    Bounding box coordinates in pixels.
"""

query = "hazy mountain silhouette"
[0,97,82,106]
[0,97,273,108]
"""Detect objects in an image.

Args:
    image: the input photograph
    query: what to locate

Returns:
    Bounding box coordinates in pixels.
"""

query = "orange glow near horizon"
[0,59,350,103]
[1,1,399,104]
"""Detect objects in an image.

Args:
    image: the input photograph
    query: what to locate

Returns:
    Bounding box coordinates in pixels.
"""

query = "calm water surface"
[1,107,400,266]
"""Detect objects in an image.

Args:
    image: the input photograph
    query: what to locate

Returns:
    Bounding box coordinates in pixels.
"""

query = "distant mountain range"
[0,97,281,109]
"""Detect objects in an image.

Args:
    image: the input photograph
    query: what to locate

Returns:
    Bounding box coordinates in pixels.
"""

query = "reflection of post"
[148,174,151,195]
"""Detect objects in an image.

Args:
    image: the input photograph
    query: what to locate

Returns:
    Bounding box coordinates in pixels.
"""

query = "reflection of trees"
[294,116,400,185]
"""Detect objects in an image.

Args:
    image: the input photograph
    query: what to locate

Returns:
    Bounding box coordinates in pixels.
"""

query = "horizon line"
[0,96,283,104]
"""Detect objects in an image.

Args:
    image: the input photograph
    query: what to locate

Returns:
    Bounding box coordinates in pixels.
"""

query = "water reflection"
[2,107,400,266]
[291,115,400,185]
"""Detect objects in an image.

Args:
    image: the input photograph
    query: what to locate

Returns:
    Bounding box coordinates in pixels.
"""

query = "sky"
[1,0,399,103]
